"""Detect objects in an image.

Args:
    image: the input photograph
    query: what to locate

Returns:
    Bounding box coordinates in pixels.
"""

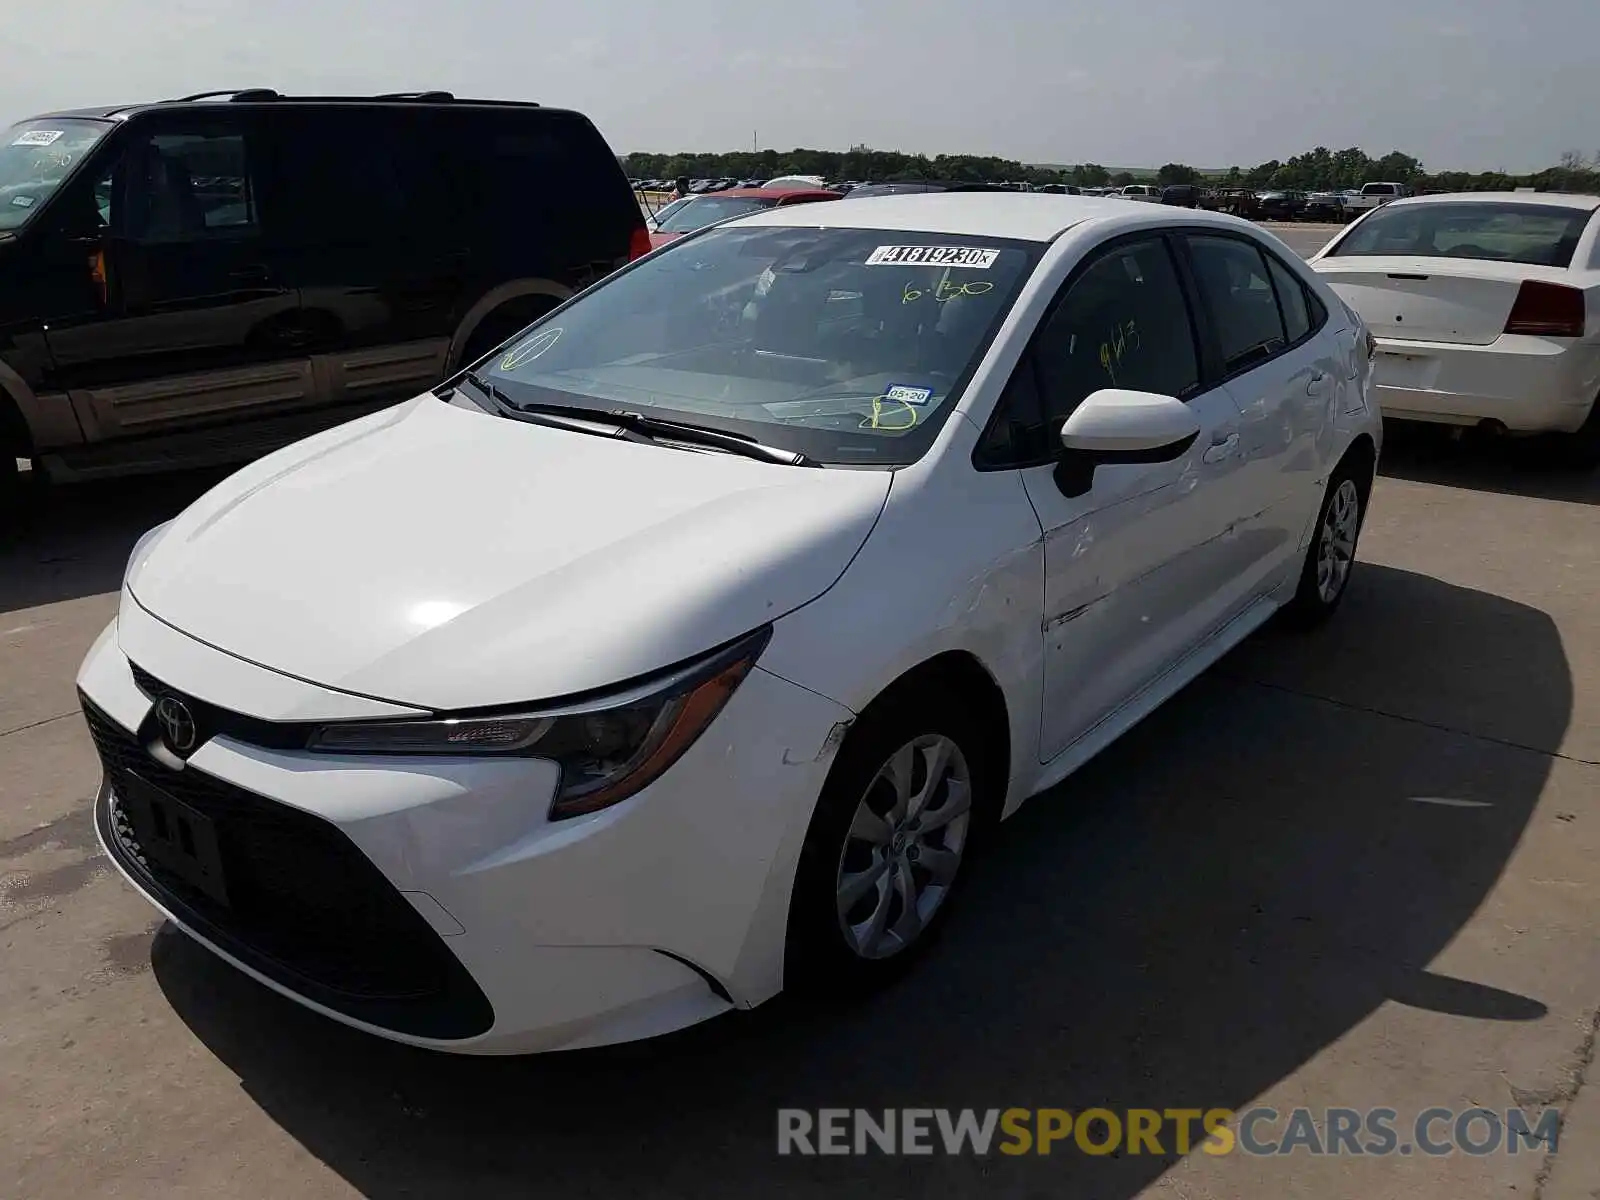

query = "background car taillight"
[1503,280,1586,337]
[628,224,652,261]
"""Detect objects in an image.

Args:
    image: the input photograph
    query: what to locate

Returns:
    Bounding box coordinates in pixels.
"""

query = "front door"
[996,235,1252,762]
[41,114,309,444]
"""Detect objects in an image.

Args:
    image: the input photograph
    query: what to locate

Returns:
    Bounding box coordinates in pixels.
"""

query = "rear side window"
[266,111,453,241]
[1328,202,1592,267]
[1186,236,1287,374]
[457,112,636,241]
[1265,255,1312,343]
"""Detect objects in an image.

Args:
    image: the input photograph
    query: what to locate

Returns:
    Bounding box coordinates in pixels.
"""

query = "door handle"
[1203,433,1240,464]
[228,264,270,283]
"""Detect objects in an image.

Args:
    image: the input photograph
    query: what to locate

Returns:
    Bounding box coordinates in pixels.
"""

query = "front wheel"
[1283,461,1369,628]
[785,697,997,994]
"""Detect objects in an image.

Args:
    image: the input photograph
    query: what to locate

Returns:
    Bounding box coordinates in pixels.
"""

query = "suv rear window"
[1329,202,1594,267]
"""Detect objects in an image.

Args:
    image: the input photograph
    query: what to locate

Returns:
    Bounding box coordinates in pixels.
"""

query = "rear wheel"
[785,693,998,995]
[1283,458,1370,628]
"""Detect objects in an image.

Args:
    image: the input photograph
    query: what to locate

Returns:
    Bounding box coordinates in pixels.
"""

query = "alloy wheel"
[834,734,973,960]
[1316,478,1361,603]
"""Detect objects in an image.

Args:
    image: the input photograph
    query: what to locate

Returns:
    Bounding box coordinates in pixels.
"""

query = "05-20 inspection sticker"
[885,384,933,406]
[865,245,999,268]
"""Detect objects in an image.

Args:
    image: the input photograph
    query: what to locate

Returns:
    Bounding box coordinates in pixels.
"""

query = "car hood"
[128,395,891,711]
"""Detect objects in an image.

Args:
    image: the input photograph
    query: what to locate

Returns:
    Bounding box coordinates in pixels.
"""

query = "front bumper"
[78,612,852,1054]
[1372,334,1600,433]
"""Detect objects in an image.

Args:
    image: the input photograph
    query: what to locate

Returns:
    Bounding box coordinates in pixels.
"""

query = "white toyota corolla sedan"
[1308,191,1600,467]
[79,195,1381,1054]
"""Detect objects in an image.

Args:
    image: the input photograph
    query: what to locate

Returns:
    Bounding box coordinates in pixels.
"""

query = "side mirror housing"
[1054,388,1201,498]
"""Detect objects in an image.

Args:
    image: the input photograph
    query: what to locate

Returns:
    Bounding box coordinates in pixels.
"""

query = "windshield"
[0,119,111,232]
[649,196,693,226]
[657,195,773,234]
[1329,202,1593,267]
[481,224,1041,466]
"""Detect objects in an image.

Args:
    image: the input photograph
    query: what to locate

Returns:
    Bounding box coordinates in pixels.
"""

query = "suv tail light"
[1504,280,1586,337]
[628,224,652,261]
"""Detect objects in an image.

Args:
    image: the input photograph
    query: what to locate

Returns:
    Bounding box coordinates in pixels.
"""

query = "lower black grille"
[83,695,493,1040]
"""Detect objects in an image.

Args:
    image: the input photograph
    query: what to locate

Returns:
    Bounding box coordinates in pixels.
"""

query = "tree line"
[622,146,1600,194]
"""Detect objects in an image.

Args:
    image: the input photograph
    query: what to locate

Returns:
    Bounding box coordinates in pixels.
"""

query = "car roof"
[21,96,580,123]
[1381,191,1600,212]
[708,187,839,201]
[724,191,1263,242]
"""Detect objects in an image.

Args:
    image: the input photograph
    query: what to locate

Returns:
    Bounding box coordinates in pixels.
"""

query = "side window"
[119,127,258,243]
[1265,254,1312,343]
[1186,235,1286,374]
[268,114,450,242]
[1032,238,1200,427]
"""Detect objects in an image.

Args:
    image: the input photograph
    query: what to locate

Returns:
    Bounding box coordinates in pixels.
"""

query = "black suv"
[0,90,647,497]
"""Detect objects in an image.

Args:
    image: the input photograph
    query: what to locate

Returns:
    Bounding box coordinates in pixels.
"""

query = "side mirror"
[1054,388,1201,498]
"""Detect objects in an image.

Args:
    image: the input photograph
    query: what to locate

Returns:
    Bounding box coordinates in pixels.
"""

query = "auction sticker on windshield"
[12,130,64,147]
[865,245,999,268]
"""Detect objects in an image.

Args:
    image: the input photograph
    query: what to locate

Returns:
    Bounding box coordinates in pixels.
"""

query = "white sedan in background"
[1310,191,1600,467]
[79,195,1380,1054]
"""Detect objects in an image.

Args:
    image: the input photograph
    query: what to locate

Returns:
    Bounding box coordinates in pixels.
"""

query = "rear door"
[1181,232,1331,594]
[42,111,309,442]
[259,107,467,412]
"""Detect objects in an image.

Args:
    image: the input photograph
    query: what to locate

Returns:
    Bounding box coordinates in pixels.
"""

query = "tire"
[1283,457,1371,628]
[1547,398,1600,471]
[784,691,1000,996]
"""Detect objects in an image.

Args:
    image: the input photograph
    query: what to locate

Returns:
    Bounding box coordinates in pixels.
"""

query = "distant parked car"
[1302,192,1348,222]
[1035,183,1083,195]
[1160,184,1202,208]
[1311,192,1600,466]
[1340,182,1410,221]
[646,187,840,249]
[1119,184,1162,202]
[0,89,647,502]
[1256,191,1308,221]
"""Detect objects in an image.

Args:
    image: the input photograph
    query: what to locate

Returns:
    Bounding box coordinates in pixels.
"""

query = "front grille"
[84,695,493,1041]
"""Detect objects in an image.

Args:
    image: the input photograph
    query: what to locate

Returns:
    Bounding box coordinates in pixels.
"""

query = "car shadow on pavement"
[152,562,1566,1199]
[0,470,225,615]
[1377,421,1600,506]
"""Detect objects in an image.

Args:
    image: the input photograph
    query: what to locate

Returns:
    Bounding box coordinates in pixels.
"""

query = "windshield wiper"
[457,375,816,466]
[513,400,819,467]
[457,373,655,444]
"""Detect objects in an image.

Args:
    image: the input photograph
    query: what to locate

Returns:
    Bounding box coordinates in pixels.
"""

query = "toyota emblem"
[154,696,198,754]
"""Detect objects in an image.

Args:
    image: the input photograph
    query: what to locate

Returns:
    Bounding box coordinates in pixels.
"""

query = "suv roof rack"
[170,88,282,103]
[160,89,539,108]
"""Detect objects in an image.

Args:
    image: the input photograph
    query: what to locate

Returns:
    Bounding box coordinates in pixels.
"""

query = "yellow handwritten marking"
[1098,319,1141,383]
[904,278,997,304]
[865,394,919,431]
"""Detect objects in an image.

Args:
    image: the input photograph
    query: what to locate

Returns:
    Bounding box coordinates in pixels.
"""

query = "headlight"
[306,627,771,820]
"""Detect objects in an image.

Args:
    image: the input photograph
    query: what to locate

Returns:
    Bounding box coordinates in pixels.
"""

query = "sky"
[2,0,1595,174]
